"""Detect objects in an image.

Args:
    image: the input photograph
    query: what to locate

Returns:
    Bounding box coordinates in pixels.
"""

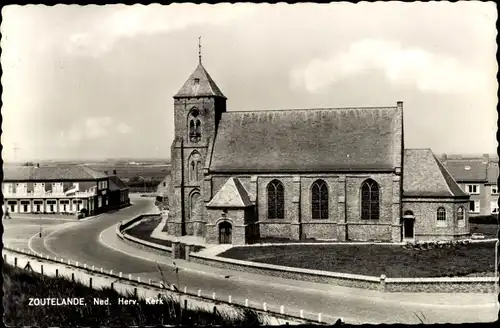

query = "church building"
[163,56,470,245]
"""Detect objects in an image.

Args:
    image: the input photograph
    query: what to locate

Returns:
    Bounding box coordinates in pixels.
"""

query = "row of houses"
[2,164,129,217]
[441,154,498,217]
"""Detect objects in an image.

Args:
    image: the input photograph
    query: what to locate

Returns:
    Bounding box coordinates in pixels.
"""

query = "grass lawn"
[219,242,497,278]
[3,263,262,326]
[470,223,499,238]
[125,217,204,252]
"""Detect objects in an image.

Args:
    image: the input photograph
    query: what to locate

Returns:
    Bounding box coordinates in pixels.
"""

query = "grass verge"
[125,216,204,252]
[3,262,264,326]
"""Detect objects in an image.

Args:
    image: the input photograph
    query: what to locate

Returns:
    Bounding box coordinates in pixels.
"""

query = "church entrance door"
[403,211,415,240]
[219,221,232,244]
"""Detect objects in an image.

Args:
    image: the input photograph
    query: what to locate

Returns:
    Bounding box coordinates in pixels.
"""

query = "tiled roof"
[403,149,468,198]
[3,165,108,181]
[109,175,128,191]
[174,63,226,98]
[487,161,498,184]
[207,177,253,208]
[210,107,400,173]
[442,160,488,182]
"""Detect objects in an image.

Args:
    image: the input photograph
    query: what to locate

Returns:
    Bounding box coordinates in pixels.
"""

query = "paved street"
[3,195,498,324]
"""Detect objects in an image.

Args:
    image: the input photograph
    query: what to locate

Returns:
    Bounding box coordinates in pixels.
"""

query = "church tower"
[167,41,227,237]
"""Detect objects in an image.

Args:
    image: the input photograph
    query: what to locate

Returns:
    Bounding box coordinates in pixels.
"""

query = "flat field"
[219,242,496,278]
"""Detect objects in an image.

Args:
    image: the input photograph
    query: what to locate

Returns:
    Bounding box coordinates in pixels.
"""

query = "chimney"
[482,153,489,164]
[113,169,117,175]
[36,163,40,168]
[104,170,108,175]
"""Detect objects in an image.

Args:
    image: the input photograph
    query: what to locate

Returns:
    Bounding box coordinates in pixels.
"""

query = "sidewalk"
[2,250,295,325]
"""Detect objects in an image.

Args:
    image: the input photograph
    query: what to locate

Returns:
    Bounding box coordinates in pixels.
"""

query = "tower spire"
[198,36,202,64]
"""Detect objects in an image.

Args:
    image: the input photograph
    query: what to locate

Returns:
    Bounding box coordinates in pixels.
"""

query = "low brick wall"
[190,253,497,293]
[385,277,497,293]
[190,253,381,290]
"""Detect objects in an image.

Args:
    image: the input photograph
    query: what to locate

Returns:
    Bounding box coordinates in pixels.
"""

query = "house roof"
[156,174,172,196]
[403,149,468,198]
[174,63,226,98]
[3,165,108,181]
[487,161,498,184]
[442,159,488,182]
[207,177,253,208]
[109,175,129,191]
[209,107,400,173]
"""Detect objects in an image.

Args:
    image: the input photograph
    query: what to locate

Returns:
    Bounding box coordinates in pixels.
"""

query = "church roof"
[209,107,400,173]
[174,63,226,98]
[403,149,468,198]
[207,177,253,208]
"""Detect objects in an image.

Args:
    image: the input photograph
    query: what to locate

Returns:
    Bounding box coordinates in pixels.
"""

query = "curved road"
[5,196,498,324]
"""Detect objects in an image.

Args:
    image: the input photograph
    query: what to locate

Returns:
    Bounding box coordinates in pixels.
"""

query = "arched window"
[457,206,465,222]
[188,151,201,182]
[188,108,201,143]
[190,191,201,221]
[312,180,328,219]
[267,180,284,219]
[437,207,446,221]
[361,179,379,220]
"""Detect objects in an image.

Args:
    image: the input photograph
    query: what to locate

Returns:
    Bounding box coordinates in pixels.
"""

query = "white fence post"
[129,274,132,280]
[149,279,152,285]
[110,270,113,275]
[68,260,71,265]
[119,272,122,278]
[92,265,95,271]
[76,261,79,267]
[198,290,202,297]
[84,263,87,269]
[263,302,267,312]
[137,277,140,283]
[100,267,103,273]
[300,310,304,318]
[229,295,232,303]
[280,305,284,314]
[245,299,249,307]
[212,292,216,300]
[318,313,322,323]
[184,286,187,294]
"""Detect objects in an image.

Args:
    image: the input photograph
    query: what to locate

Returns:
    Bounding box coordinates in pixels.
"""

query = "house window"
[492,185,498,195]
[311,180,328,219]
[465,184,480,195]
[437,207,446,226]
[491,201,499,214]
[361,179,379,220]
[267,180,284,219]
[469,200,480,213]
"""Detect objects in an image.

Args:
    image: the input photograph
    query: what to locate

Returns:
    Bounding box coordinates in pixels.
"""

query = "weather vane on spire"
[198,36,202,64]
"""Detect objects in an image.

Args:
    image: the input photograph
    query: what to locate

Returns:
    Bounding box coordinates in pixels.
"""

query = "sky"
[1,2,498,162]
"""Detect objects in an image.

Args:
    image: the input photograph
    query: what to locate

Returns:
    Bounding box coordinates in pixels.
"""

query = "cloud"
[62,117,133,144]
[117,122,133,134]
[290,39,489,94]
[65,4,256,57]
